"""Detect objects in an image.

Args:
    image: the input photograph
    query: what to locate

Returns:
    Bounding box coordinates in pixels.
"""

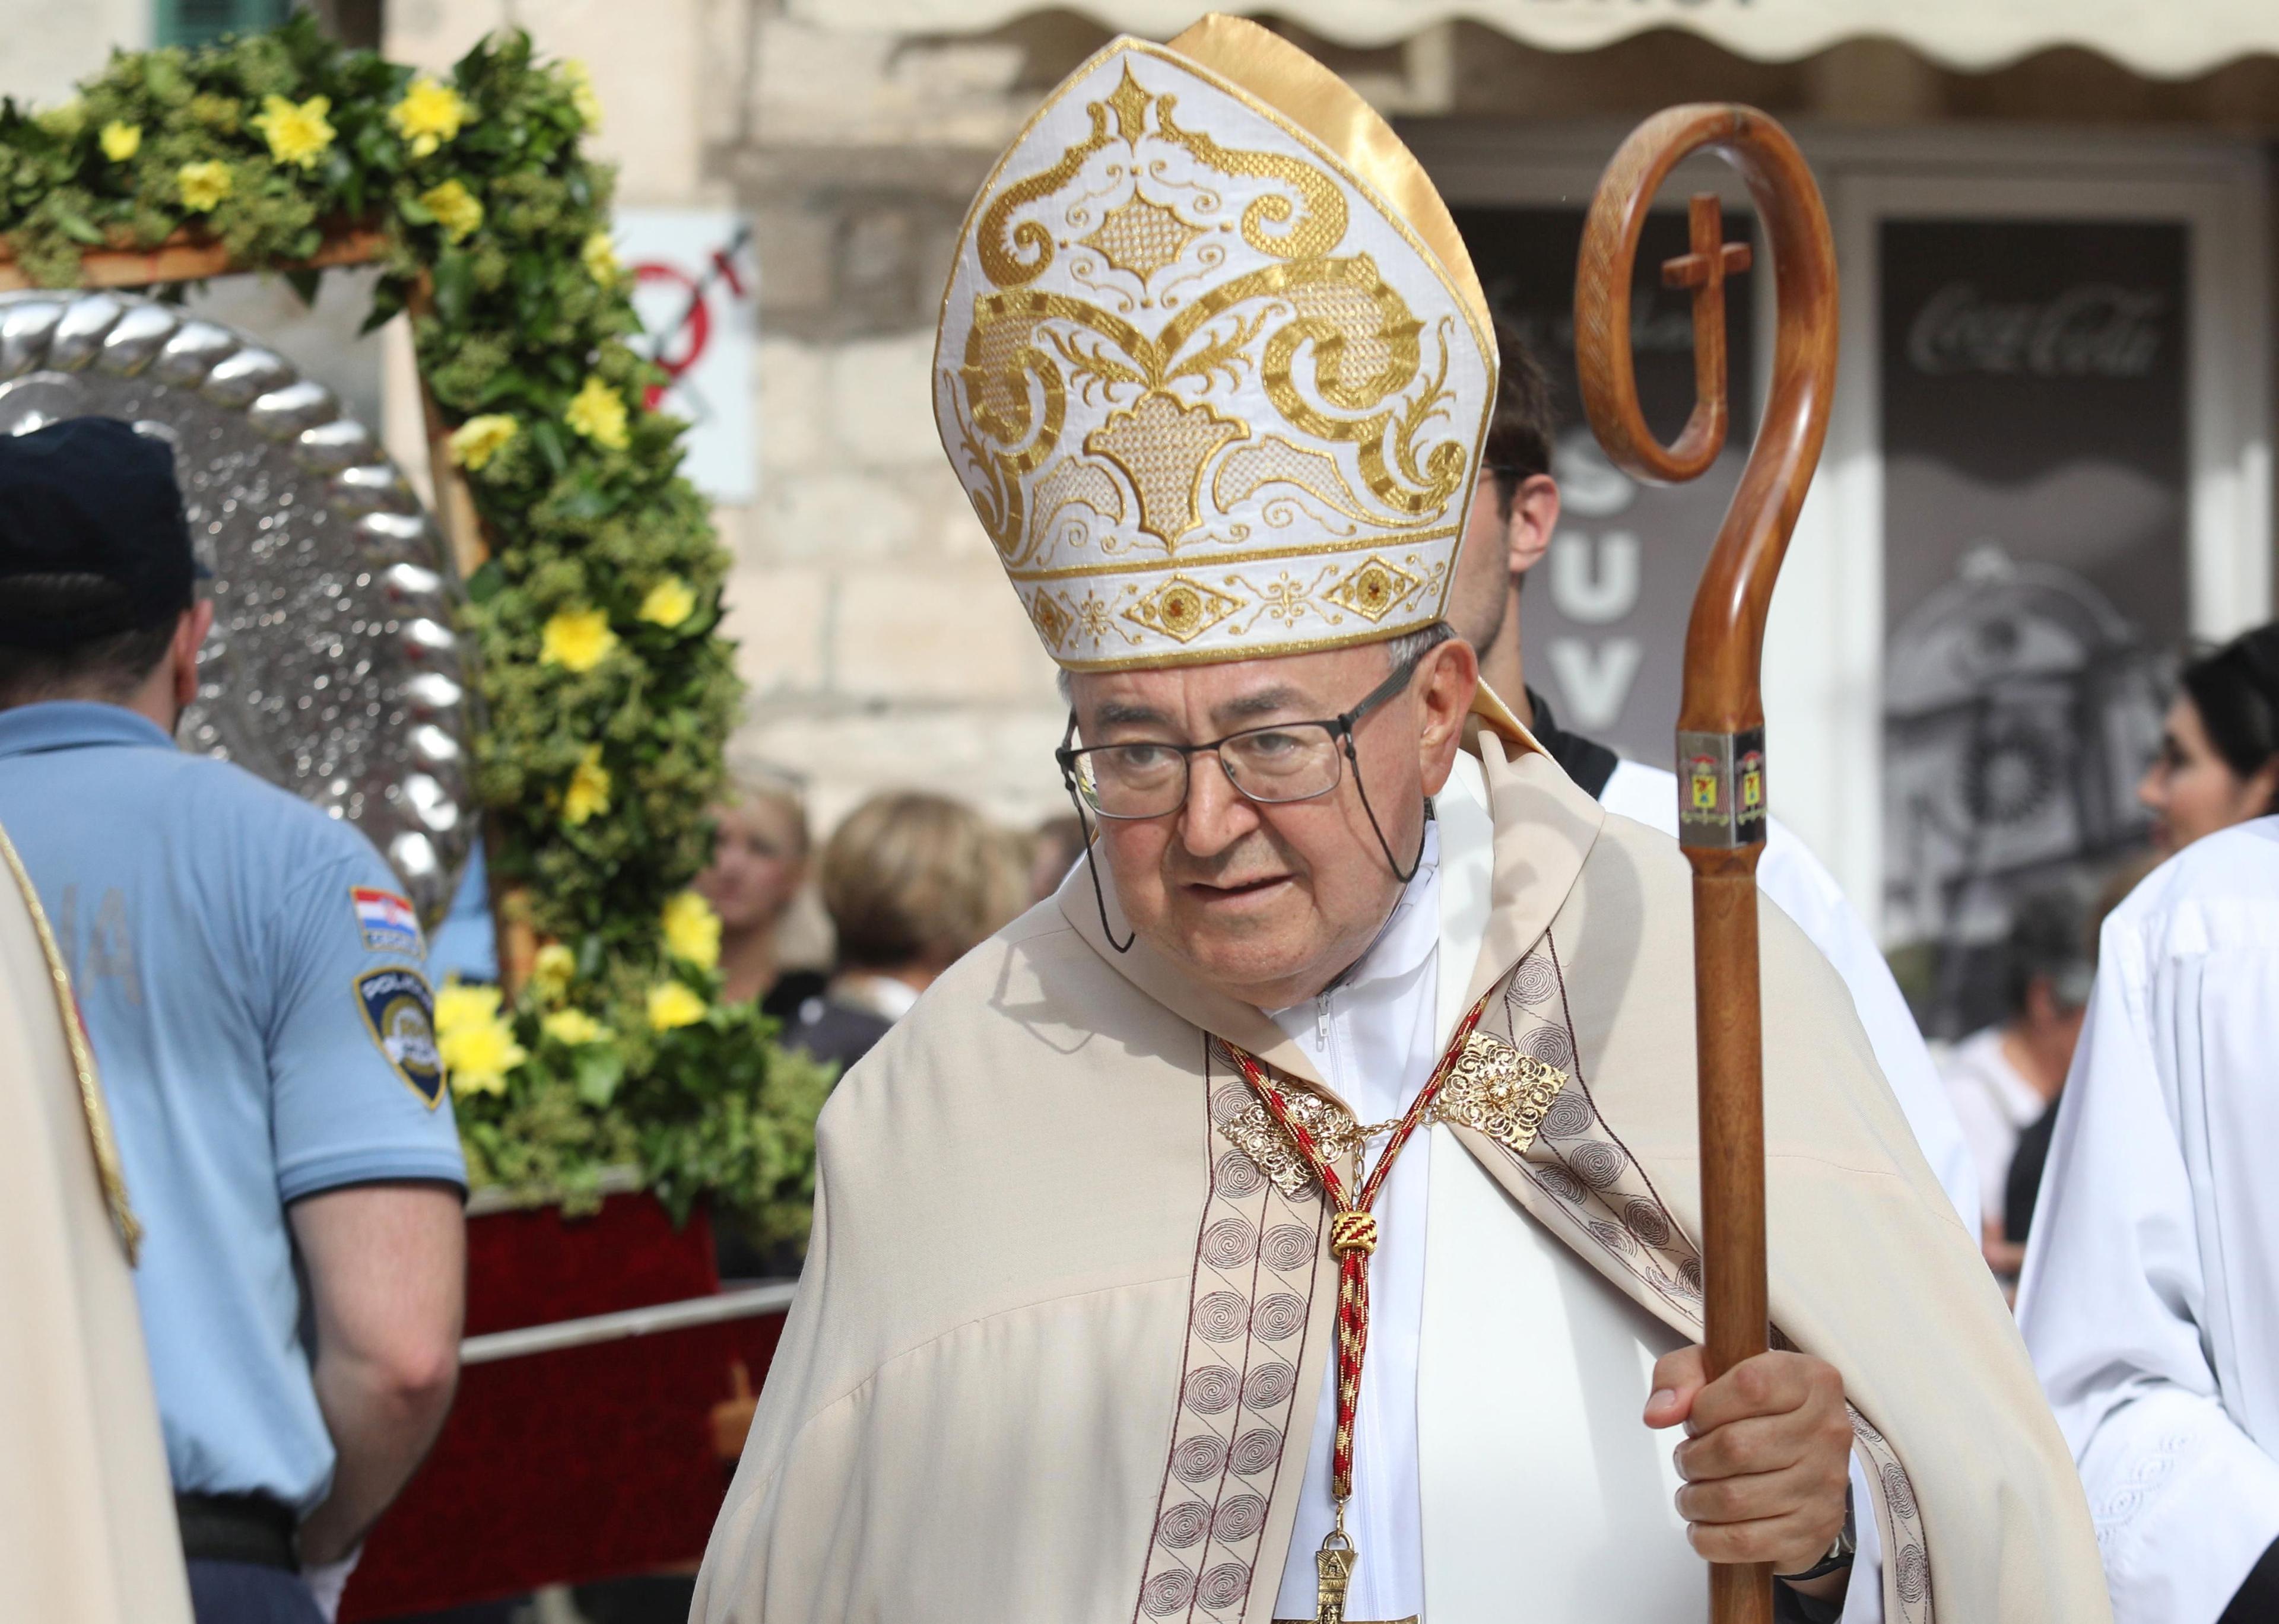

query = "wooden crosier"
[1573,107,1839,1624]
[0,226,539,990]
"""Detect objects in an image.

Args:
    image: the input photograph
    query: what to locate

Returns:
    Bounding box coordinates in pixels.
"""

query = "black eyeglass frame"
[1053,653,1419,821]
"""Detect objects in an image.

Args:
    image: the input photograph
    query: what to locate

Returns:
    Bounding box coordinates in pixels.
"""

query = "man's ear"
[1507,473,1560,579]
[1415,636,1480,796]
[171,600,214,707]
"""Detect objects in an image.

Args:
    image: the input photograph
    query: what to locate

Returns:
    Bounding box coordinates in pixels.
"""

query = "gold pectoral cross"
[1271,1521,1419,1624]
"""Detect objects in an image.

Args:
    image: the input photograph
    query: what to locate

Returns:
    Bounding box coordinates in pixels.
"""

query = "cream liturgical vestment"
[2018,817,2279,1624]
[693,726,2109,1623]
[0,825,191,1624]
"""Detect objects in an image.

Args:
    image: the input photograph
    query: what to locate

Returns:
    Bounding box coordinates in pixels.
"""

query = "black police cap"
[0,416,196,648]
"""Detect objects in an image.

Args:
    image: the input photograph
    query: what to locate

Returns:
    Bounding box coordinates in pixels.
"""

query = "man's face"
[1068,639,1475,1010]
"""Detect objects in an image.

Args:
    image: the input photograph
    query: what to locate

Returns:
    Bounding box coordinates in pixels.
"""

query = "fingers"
[1643,1343,1709,1429]
[1674,1406,1852,1488]
[1663,1351,1853,1576]
[1681,1496,1845,1571]
[1675,1457,1849,1570]
[1684,1350,1844,1439]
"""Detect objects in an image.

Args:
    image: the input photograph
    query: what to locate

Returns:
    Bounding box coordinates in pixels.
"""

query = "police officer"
[0,418,468,1624]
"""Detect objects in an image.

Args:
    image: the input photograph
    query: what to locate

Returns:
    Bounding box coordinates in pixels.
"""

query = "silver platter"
[0,289,477,927]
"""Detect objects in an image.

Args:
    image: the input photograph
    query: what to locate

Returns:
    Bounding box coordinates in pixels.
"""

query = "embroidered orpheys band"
[1223,990,1500,1624]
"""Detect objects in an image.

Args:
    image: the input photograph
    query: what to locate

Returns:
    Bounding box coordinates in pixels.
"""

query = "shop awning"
[788,1,2278,81]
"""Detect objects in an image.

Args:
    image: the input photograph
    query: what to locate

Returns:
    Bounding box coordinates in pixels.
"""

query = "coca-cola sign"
[1906,279,2167,378]
[1880,217,2186,1037]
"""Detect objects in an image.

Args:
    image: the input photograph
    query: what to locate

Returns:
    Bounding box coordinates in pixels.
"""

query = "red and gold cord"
[1223,990,1493,1505]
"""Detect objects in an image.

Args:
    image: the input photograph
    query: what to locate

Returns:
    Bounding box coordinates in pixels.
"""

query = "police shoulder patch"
[351,885,425,956]
[354,967,445,1108]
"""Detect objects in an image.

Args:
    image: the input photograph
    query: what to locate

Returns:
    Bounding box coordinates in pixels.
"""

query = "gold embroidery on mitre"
[1125,574,1244,644]
[1080,195,1203,283]
[1220,1088,1363,1200]
[1323,554,1423,624]
[933,27,1495,670]
[1436,1031,1566,1154]
[1085,392,1245,549]
[1214,436,1375,531]
[1027,590,1074,651]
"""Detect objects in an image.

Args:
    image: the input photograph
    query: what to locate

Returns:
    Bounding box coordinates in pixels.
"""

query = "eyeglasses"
[1056,655,1420,821]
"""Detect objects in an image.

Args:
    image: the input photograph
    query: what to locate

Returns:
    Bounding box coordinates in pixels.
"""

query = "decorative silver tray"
[0,289,477,926]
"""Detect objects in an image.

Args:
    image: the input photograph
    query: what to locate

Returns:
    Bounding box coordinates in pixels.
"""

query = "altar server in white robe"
[696,19,2106,1623]
[2018,813,2279,1624]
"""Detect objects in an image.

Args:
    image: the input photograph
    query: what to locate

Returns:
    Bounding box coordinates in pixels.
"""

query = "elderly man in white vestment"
[2018,815,2279,1624]
[694,18,2105,1624]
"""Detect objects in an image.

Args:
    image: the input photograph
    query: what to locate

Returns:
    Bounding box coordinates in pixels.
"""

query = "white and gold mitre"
[933,15,1496,670]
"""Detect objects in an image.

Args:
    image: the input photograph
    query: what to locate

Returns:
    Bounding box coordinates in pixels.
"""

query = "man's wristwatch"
[1774,1490,1856,1584]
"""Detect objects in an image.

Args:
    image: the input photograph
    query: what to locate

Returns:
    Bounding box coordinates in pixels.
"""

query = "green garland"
[0,17,831,1245]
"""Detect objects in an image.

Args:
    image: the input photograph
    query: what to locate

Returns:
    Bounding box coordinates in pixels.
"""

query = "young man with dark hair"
[0,417,467,1624]
[1443,326,1982,1242]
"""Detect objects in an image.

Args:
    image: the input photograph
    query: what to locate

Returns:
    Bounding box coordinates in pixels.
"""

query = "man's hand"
[1643,1346,1853,1594]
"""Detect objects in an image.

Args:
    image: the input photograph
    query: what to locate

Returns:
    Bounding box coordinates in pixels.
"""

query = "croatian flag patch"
[351,886,424,956]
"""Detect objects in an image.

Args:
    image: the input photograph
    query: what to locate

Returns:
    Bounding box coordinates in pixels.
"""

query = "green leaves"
[0,22,821,1251]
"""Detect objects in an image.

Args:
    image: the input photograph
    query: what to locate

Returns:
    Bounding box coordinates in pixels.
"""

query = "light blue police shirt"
[0,701,467,1515]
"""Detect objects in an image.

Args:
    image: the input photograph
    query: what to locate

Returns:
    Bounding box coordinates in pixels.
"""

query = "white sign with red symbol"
[615,209,758,503]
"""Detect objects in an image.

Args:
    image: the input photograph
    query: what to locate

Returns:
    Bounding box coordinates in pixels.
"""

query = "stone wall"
[382,0,1102,837]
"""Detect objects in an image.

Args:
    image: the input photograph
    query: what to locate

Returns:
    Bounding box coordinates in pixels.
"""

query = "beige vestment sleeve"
[0,825,192,1624]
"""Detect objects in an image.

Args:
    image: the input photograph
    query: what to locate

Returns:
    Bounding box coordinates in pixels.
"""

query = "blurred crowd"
[1935,624,2279,1294]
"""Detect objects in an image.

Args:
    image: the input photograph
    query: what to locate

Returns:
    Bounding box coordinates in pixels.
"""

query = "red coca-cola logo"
[1906,280,2166,378]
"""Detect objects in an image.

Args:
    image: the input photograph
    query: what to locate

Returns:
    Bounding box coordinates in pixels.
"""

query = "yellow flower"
[99,120,141,162]
[661,890,722,971]
[419,178,484,244]
[563,61,604,132]
[448,412,517,471]
[647,981,707,1032]
[389,75,470,158]
[540,605,618,673]
[252,94,335,170]
[563,745,612,826]
[580,230,620,287]
[564,375,630,450]
[541,1008,609,1046]
[433,980,526,1097]
[439,1019,526,1096]
[531,942,576,1000]
[434,978,504,1036]
[637,576,696,628]
[176,160,232,213]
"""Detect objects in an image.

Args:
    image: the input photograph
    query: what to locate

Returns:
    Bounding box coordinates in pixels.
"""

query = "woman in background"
[783,791,1030,1074]
[696,773,821,1019]
[2138,623,2279,855]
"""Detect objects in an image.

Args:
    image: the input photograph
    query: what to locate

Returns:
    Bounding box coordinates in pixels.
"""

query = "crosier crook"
[1573,105,1840,1624]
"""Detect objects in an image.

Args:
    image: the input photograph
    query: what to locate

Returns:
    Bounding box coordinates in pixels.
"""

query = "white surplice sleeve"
[1599,759,1981,1234]
[2017,831,2279,1624]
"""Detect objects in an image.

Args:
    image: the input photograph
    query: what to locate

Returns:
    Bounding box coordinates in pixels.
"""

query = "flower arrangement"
[0,17,831,1245]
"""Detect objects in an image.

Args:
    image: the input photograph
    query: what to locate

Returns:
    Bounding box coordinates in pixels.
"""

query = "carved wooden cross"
[1660,192,1754,438]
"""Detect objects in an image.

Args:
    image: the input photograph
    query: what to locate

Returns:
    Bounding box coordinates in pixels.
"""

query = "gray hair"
[1054,621,1454,704]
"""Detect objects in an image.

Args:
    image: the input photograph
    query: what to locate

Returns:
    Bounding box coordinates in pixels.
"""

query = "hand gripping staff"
[1572,106,1839,1624]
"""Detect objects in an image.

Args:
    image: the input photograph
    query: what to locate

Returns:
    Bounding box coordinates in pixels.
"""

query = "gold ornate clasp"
[1433,1030,1566,1154]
